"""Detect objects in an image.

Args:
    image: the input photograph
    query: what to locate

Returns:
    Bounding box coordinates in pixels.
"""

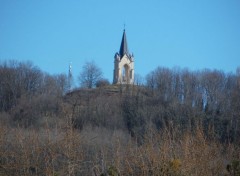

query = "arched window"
[121,64,129,82]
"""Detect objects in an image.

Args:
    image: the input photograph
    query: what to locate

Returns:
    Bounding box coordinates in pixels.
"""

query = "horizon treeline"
[0,60,239,143]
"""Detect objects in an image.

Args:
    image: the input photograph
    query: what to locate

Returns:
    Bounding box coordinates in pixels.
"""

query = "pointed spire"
[119,29,129,58]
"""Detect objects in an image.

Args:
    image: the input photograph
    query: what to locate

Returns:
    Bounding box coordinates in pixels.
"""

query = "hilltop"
[1,61,240,175]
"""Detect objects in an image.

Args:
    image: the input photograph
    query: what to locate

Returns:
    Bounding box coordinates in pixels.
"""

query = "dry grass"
[0,120,239,176]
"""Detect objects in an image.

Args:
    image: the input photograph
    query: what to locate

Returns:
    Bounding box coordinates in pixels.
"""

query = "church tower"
[113,30,134,84]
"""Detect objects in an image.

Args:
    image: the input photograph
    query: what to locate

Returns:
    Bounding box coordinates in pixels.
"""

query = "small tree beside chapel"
[78,61,103,88]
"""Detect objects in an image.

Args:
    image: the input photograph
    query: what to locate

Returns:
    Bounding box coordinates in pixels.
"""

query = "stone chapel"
[113,30,134,84]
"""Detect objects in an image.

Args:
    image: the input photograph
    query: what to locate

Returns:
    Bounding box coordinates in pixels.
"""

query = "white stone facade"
[113,53,134,84]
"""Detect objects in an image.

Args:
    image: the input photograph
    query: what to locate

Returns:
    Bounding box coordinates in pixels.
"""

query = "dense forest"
[1,60,240,175]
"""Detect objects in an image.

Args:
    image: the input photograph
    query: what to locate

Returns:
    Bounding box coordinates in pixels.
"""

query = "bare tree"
[78,61,103,88]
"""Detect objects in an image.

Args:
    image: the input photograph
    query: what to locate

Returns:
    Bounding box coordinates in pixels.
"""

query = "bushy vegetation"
[1,122,239,175]
[0,60,240,175]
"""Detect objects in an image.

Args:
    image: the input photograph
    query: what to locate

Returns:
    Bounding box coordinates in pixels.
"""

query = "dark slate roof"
[119,30,129,58]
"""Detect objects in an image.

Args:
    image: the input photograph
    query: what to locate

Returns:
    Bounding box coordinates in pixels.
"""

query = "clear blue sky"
[1,0,240,84]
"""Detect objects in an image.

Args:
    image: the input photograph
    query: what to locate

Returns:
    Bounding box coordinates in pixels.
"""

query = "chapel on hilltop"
[113,30,134,84]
